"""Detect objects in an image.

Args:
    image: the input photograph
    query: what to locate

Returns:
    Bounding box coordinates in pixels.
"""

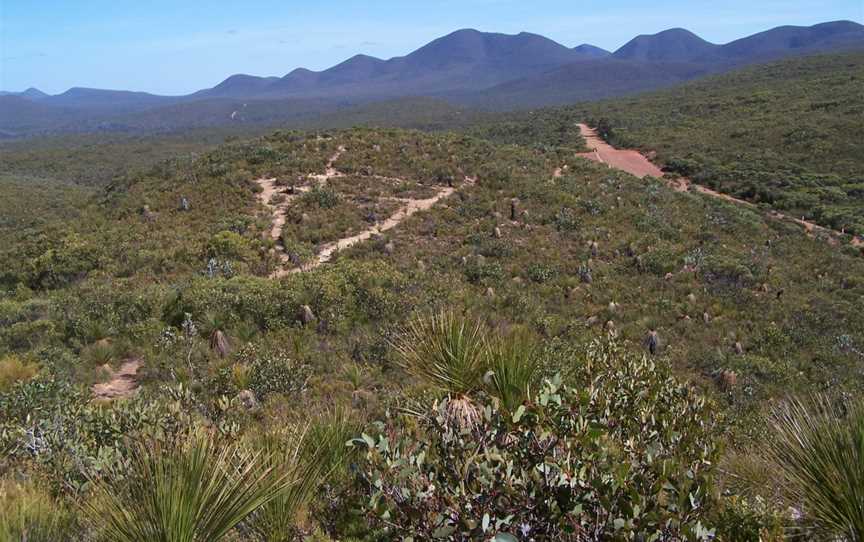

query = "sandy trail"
[92,359,141,400]
[576,124,663,179]
[256,146,465,277]
[289,186,457,275]
[575,124,864,248]
[255,147,344,248]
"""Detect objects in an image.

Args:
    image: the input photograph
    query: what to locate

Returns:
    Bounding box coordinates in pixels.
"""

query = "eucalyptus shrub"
[354,341,719,540]
[0,378,195,495]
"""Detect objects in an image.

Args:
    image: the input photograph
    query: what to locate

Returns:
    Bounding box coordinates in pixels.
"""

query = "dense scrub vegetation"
[576,52,864,234]
[470,52,864,234]
[1,111,863,538]
[0,126,278,187]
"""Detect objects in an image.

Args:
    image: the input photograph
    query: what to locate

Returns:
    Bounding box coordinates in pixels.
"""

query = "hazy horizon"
[2,0,862,95]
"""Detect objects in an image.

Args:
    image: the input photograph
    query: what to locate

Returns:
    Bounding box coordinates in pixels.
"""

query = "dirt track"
[256,146,464,277]
[576,124,664,179]
[91,359,141,400]
[575,124,863,248]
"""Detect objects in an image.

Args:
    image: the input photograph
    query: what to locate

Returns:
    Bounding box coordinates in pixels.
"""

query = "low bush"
[355,340,720,540]
[0,354,39,391]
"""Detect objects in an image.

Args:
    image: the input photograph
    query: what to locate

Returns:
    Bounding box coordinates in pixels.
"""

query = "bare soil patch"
[91,359,141,401]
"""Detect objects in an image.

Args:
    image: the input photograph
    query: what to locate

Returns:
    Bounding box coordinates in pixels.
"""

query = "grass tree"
[484,328,541,413]
[86,435,292,542]
[393,310,541,425]
[393,310,488,396]
[768,394,864,540]
[246,411,358,541]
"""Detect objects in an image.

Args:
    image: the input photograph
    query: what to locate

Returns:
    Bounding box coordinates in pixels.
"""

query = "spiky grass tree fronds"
[247,411,359,541]
[393,310,490,430]
[245,430,312,542]
[485,329,540,413]
[303,408,360,478]
[768,394,864,540]
[87,435,290,542]
[392,310,488,396]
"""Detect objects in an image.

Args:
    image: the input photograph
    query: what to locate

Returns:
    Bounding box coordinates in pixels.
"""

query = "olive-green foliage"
[0,127,276,187]
[712,496,786,542]
[236,343,310,401]
[2,118,864,539]
[768,395,864,540]
[0,478,77,542]
[356,340,719,540]
[0,354,39,391]
[485,329,541,413]
[87,435,292,542]
[247,411,359,542]
[393,310,488,396]
[572,52,864,234]
[0,377,196,494]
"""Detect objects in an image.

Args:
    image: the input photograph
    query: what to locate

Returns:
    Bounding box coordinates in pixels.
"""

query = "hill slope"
[561,52,864,233]
[2,114,864,537]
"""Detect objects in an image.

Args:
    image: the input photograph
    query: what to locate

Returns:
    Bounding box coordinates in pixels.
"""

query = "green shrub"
[464,259,504,285]
[303,185,341,209]
[206,230,255,261]
[712,496,786,542]
[0,355,39,392]
[526,262,557,283]
[237,344,310,400]
[355,340,719,540]
[27,233,101,290]
[553,207,580,232]
[701,254,756,289]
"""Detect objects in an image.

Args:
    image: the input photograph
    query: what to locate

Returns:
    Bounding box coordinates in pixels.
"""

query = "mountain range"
[2,20,862,136]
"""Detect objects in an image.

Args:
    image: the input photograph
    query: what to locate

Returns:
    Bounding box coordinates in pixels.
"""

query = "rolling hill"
[484,51,864,234]
[4,111,864,539]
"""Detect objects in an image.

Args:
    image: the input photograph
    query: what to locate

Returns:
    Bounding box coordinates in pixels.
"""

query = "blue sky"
[1,0,861,95]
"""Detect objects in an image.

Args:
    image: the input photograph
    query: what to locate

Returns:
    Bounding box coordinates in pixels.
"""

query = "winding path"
[575,124,863,248]
[256,146,465,277]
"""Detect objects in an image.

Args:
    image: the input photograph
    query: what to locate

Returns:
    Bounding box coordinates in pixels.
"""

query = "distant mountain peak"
[613,27,719,62]
[719,19,864,58]
[22,87,48,99]
[0,87,49,100]
[25,20,862,115]
[573,44,611,58]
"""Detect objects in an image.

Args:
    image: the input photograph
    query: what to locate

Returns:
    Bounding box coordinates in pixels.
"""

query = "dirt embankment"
[575,124,863,248]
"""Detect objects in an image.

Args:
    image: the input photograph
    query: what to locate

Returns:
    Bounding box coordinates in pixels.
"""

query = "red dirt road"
[575,124,864,248]
[576,124,664,179]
